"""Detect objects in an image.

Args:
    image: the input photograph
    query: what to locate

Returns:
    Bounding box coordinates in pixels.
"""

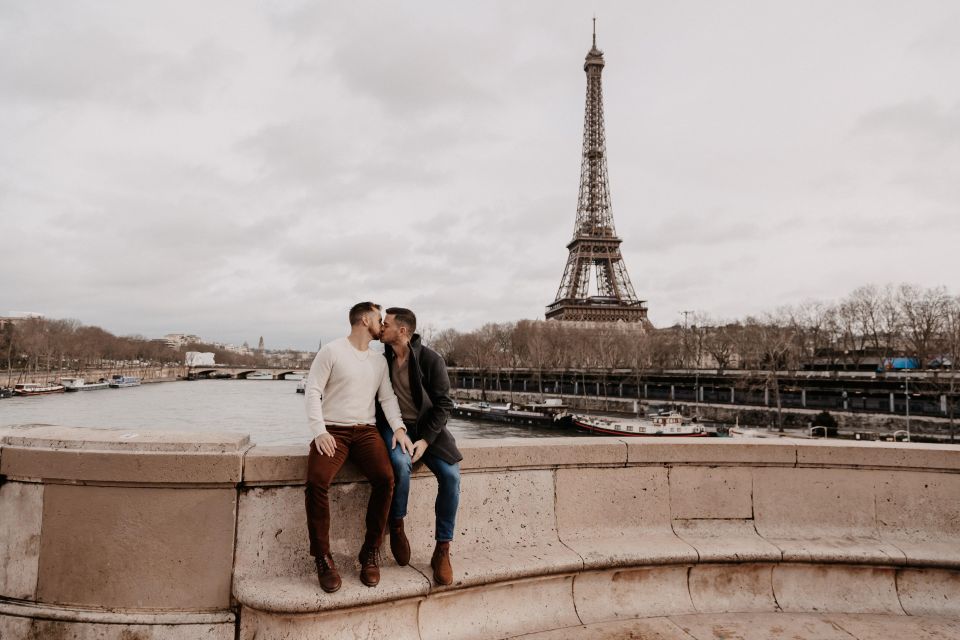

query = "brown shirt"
[391,357,419,422]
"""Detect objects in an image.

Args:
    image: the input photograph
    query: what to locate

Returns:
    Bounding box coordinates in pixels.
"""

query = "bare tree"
[898,284,949,367]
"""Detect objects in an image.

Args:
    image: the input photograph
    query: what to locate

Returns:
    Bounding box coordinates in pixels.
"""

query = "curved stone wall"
[2,426,959,639]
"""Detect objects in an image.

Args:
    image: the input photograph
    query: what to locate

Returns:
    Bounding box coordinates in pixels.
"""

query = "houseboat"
[571,410,709,437]
[61,377,110,391]
[109,375,141,388]
[13,382,66,396]
[453,400,570,427]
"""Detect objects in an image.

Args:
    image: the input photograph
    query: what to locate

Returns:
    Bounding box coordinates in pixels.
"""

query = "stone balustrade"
[1,425,959,639]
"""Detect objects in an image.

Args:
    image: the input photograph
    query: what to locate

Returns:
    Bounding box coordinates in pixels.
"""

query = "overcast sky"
[2,1,959,350]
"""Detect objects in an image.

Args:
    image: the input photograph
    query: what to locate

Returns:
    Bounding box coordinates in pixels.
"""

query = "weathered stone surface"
[0,424,250,452]
[419,575,580,640]
[511,617,693,640]
[1,447,244,484]
[626,439,797,466]
[876,470,960,567]
[241,444,384,486]
[0,615,233,639]
[556,467,696,569]
[673,519,782,563]
[239,600,421,640]
[233,565,429,613]
[0,481,42,600]
[771,565,903,614]
[670,612,864,639]
[405,470,582,590]
[753,467,905,564]
[574,566,696,624]
[688,563,779,614]
[514,613,960,640]
[235,486,313,580]
[37,484,236,609]
[459,437,627,471]
[797,439,960,471]
[242,444,308,484]
[669,466,753,520]
[826,612,960,639]
[0,426,248,484]
[896,568,960,618]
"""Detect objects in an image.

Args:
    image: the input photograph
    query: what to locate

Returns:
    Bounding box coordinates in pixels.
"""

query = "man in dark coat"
[376,307,462,585]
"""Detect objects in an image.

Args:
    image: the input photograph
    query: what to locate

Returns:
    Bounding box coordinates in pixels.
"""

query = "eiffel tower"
[546,23,649,324]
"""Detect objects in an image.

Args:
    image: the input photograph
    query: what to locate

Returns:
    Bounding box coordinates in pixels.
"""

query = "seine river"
[0,379,583,445]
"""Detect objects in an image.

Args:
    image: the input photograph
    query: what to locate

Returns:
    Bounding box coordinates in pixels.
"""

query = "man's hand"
[314,432,337,457]
[392,429,415,456]
[411,439,429,464]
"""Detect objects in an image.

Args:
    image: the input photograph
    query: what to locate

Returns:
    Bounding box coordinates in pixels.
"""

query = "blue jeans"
[378,422,460,542]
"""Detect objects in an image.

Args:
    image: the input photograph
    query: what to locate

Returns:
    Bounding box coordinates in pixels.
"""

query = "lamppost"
[904,377,911,442]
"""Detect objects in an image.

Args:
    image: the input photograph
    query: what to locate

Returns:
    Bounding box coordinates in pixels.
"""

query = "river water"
[0,379,584,445]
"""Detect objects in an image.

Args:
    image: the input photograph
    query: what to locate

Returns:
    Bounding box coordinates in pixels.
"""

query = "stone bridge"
[186,366,308,380]
[1,426,958,639]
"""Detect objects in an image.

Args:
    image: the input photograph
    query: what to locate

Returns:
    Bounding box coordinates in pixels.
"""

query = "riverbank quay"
[2,425,960,638]
[453,389,958,442]
[450,367,959,419]
[2,365,184,388]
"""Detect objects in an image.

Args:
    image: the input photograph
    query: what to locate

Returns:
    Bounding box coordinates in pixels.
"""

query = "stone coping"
[0,425,250,484]
[241,436,960,485]
[0,424,250,452]
[0,599,236,624]
[4,428,960,487]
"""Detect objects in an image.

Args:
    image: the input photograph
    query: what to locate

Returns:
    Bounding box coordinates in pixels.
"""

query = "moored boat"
[1,387,15,398]
[13,382,66,396]
[296,379,306,394]
[109,375,141,388]
[61,377,110,392]
[571,410,709,437]
[453,400,570,427]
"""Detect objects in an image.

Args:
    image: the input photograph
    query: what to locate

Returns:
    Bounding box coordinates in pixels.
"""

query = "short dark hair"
[349,301,381,326]
[385,307,417,333]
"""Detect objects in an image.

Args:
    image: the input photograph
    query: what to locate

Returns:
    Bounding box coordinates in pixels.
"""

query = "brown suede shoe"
[389,519,411,566]
[358,544,381,587]
[431,541,453,586]
[315,553,341,593]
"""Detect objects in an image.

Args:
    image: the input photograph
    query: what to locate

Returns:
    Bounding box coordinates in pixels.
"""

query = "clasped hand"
[392,429,427,463]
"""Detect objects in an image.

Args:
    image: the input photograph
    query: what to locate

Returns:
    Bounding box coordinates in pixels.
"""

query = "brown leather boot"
[389,519,411,566]
[315,553,341,593]
[431,541,453,586]
[358,544,381,587]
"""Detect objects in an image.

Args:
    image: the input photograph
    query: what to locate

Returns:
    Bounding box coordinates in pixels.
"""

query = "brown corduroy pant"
[305,424,395,557]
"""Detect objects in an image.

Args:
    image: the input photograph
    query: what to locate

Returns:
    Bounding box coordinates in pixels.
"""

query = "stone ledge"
[516,613,960,640]
[0,425,249,484]
[0,598,236,624]
[0,447,245,484]
[0,424,249,452]
[234,564,960,640]
[238,437,960,485]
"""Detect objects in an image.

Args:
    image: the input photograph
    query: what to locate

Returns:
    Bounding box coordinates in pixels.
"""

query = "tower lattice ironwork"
[546,24,649,324]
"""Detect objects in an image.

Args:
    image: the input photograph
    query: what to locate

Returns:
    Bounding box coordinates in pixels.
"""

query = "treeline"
[0,317,261,373]
[428,284,960,374]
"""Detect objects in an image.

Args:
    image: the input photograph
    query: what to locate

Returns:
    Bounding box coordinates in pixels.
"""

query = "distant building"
[164,333,203,349]
[0,314,44,329]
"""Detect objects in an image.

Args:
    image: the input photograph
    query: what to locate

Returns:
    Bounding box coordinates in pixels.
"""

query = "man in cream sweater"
[304,301,414,593]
